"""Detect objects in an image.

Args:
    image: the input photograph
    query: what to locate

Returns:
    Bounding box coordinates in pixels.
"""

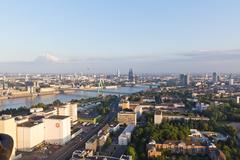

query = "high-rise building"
[179,74,190,86]
[229,79,234,86]
[229,74,234,85]
[128,68,134,82]
[212,72,219,83]
[2,76,6,90]
[117,68,120,77]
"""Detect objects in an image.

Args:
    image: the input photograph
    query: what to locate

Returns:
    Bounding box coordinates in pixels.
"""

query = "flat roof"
[18,121,42,127]
[79,113,100,119]
[29,115,44,121]
[118,111,135,114]
[0,115,12,120]
[122,124,135,133]
[46,115,69,120]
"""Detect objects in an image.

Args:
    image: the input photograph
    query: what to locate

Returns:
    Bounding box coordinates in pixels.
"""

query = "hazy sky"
[0,1,240,73]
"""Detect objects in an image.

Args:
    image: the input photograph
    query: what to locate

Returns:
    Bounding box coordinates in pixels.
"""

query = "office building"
[44,115,71,145]
[118,111,137,125]
[117,68,120,77]
[0,115,17,159]
[213,72,219,83]
[179,74,190,86]
[17,121,44,152]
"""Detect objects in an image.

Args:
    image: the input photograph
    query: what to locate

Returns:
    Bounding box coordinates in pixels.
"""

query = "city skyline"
[1,1,240,73]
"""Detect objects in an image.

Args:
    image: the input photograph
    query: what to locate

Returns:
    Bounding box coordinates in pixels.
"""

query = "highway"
[47,98,119,160]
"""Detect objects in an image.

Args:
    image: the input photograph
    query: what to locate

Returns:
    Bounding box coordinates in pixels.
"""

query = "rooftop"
[18,121,42,127]
[123,125,135,132]
[0,115,12,120]
[46,115,69,120]
[118,111,136,114]
[79,113,100,119]
[29,115,44,121]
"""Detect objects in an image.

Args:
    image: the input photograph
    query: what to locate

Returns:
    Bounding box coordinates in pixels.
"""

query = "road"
[47,98,119,160]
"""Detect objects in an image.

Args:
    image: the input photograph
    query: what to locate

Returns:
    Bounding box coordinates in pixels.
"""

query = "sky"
[0,0,240,73]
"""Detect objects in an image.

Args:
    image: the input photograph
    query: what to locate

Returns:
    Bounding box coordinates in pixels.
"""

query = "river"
[0,86,147,110]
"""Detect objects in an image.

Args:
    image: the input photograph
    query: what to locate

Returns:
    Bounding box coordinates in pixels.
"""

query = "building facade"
[0,115,17,159]
[44,115,71,145]
[17,122,44,152]
[118,111,137,125]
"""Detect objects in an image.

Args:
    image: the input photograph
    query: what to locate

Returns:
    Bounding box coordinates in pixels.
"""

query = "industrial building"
[44,115,71,145]
[0,115,17,159]
[17,121,44,152]
[54,103,78,122]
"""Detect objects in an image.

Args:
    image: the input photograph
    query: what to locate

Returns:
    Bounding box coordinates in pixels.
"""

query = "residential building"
[147,140,226,160]
[85,135,98,152]
[154,111,163,124]
[118,125,135,145]
[118,111,137,125]
[120,101,130,110]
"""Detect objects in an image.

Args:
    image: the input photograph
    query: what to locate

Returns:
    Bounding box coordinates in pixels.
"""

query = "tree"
[53,99,62,106]
[32,103,45,109]
[127,146,137,160]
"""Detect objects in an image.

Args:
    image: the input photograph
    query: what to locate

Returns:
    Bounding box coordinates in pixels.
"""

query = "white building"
[195,103,209,112]
[55,103,78,122]
[17,121,44,152]
[0,115,17,159]
[118,125,135,145]
[44,115,71,145]
[32,108,57,118]
[237,96,240,104]
[30,107,43,113]
[229,79,234,85]
[134,105,143,118]
[154,111,162,124]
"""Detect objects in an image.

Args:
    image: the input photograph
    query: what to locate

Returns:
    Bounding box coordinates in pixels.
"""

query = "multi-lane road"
[47,98,119,160]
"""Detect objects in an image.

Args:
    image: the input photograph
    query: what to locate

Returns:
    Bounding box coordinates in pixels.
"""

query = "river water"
[0,86,147,110]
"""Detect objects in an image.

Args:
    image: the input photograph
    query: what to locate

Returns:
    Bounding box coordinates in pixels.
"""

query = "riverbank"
[0,86,145,110]
[0,85,119,101]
